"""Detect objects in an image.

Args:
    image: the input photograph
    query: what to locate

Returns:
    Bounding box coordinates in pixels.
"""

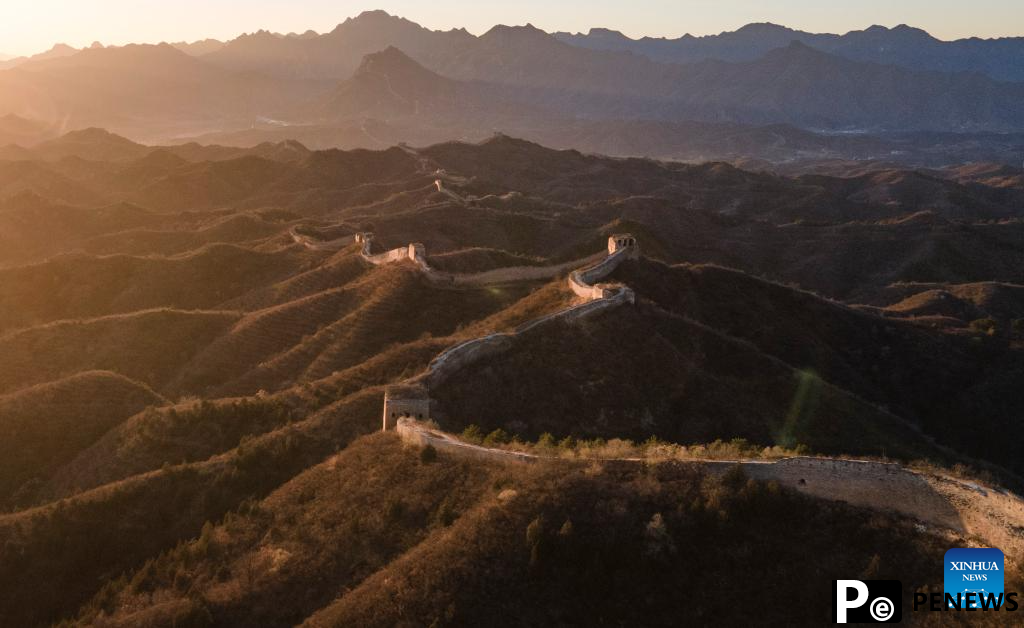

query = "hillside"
[431,259,1024,475]
[0,371,164,510]
[0,244,312,332]
[0,309,241,394]
[0,132,1021,626]
[37,434,1014,627]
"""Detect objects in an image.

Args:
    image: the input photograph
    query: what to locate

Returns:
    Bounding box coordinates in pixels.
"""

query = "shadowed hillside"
[55,434,1006,628]
[433,258,1024,477]
[0,371,164,510]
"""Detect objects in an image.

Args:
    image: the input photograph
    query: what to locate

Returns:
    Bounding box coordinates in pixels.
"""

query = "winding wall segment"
[395,416,1024,561]
[378,233,639,428]
[367,227,1024,559]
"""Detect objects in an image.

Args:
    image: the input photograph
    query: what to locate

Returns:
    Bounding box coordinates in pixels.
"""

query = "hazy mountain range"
[2,10,1024,164]
[555,22,1024,82]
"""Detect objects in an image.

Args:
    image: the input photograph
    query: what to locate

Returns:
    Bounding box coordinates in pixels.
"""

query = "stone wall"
[367,227,1024,559]
[450,252,606,287]
[392,419,1024,560]
[568,248,633,300]
[396,417,536,463]
[378,234,639,430]
[703,458,965,531]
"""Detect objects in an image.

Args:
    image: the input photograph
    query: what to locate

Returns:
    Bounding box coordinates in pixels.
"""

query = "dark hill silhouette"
[320,47,544,125]
[325,47,460,118]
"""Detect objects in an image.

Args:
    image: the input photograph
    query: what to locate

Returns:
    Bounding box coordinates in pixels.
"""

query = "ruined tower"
[381,385,431,431]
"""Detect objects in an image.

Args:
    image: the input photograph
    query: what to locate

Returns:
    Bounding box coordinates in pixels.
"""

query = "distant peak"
[355,9,396,19]
[57,127,137,145]
[735,22,794,34]
[861,24,936,41]
[360,46,416,67]
[587,27,630,40]
[332,10,415,35]
[344,9,403,26]
[62,127,116,139]
[355,46,436,78]
[892,24,935,39]
[482,23,555,42]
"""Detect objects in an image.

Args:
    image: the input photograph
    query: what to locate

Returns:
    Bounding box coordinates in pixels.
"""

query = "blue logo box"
[945,548,1004,608]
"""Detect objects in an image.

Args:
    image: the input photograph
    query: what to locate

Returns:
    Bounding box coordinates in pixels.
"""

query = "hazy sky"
[1,0,1022,56]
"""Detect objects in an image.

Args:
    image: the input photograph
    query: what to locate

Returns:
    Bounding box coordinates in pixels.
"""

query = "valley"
[3,8,1024,625]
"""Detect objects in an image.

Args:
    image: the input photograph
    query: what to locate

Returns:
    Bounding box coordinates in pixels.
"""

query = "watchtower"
[382,385,431,431]
[607,234,639,257]
[408,242,426,260]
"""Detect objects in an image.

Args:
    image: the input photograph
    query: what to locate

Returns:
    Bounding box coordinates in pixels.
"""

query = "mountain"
[170,38,225,56]
[0,113,56,146]
[323,46,463,118]
[318,47,540,125]
[555,22,831,64]
[653,41,1024,131]
[202,10,475,81]
[1,12,1022,155]
[556,22,1024,82]
[0,43,77,70]
[0,43,327,141]
[202,12,1024,133]
[0,131,1021,625]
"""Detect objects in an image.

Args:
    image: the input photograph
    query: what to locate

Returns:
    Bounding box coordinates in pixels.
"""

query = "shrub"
[536,432,557,450]
[460,425,483,444]
[969,318,998,335]
[643,513,676,558]
[1012,319,1024,337]
[420,444,438,463]
[483,429,511,446]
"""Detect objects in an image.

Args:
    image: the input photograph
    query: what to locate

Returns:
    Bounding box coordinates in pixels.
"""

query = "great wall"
[298,225,1024,562]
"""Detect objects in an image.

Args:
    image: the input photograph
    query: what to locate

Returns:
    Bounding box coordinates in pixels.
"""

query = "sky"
[1,0,1022,57]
